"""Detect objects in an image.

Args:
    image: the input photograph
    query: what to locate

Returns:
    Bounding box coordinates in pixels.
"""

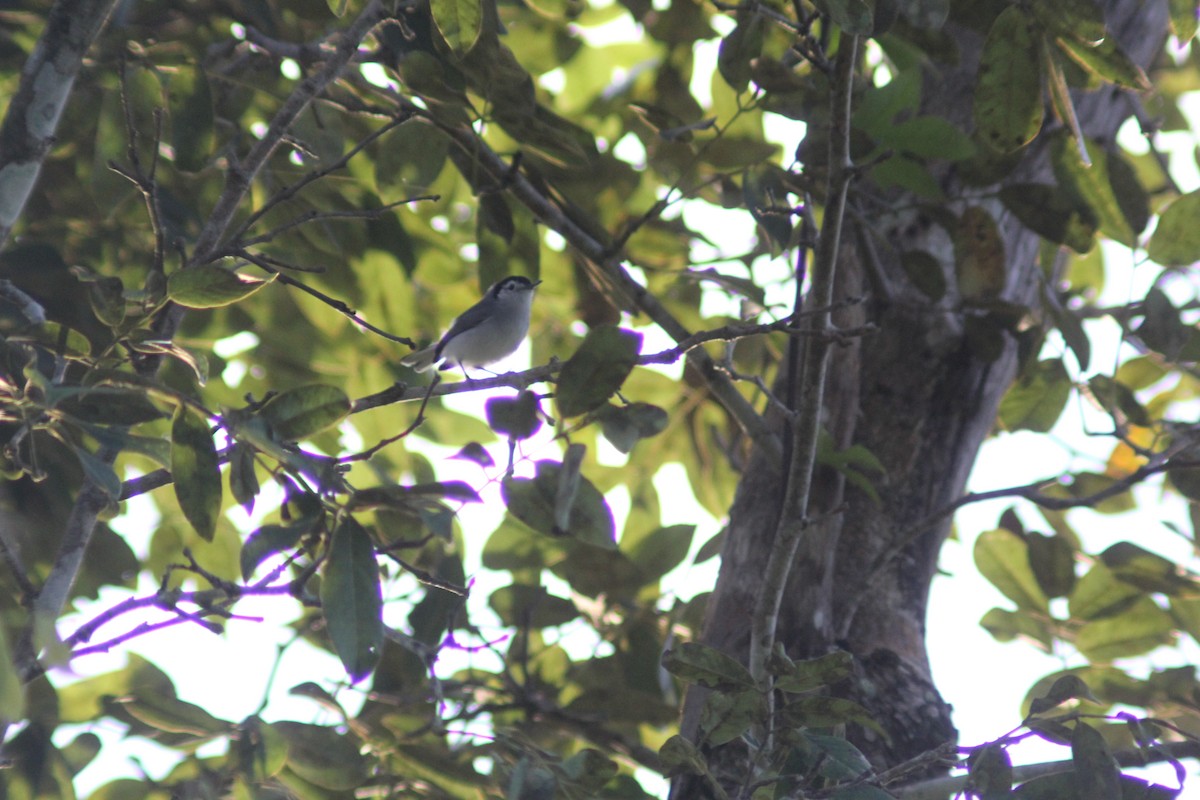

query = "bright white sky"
[37,17,1200,800]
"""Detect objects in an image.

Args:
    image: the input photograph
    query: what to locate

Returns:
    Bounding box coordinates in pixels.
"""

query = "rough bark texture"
[681,0,1170,788]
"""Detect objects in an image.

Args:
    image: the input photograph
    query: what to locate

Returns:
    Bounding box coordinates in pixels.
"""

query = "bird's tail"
[400,345,440,372]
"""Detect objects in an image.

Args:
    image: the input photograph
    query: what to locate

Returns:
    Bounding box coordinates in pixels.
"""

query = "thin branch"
[227,111,415,246]
[238,195,436,247]
[848,440,1200,626]
[893,740,1200,800]
[236,248,417,346]
[343,375,441,461]
[0,525,36,603]
[749,34,860,698]
[192,0,386,263]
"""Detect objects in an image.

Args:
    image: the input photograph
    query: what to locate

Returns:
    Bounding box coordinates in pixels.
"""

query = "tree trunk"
[682,0,1170,784]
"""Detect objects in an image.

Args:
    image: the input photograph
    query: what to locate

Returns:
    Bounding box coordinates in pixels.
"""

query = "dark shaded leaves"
[556,327,642,418]
[171,405,221,542]
[321,515,383,682]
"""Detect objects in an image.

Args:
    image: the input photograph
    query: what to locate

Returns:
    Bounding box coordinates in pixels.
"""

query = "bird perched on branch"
[401,275,540,374]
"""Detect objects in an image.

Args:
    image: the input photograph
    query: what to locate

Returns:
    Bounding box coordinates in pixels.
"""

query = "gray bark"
[0,0,120,249]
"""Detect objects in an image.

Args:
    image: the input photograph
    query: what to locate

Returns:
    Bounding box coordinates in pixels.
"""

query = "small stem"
[748,32,860,727]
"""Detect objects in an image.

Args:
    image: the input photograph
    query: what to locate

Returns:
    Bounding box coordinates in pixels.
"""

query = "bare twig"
[192,0,387,263]
[749,35,860,704]
[239,195,436,247]
[227,112,415,246]
[235,248,417,346]
[893,740,1200,800]
[854,441,1200,613]
[0,526,36,603]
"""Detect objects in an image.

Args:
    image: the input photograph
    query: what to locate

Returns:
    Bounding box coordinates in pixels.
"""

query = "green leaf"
[799,732,872,782]
[57,387,167,426]
[1148,189,1200,267]
[974,6,1043,153]
[430,0,483,53]
[1052,134,1136,246]
[997,359,1071,433]
[999,183,1098,252]
[967,743,1012,800]
[485,390,542,440]
[900,250,947,301]
[259,384,351,441]
[780,695,888,737]
[1135,287,1193,361]
[167,266,273,308]
[1106,150,1151,239]
[168,65,214,172]
[700,688,764,746]
[597,402,669,453]
[774,650,855,693]
[717,13,764,92]
[1074,596,1174,661]
[1027,532,1077,599]
[116,693,229,737]
[1071,722,1122,799]
[1055,35,1150,91]
[489,584,579,628]
[233,718,289,782]
[171,405,221,541]
[623,524,695,582]
[1030,0,1106,41]
[974,528,1049,613]
[241,523,306,581]
[1068,562,1142,620]
[980,607,1053,649]
[501,460,616,548]
[658,735,707,775]
[1028,674,1100,715]
[72,445,122,500]
[1100,542,1197,595]
[556,327,642,418]
[275,721,369,790]
[229,443,259,511]
[661,641,756,690]
[1169,0,1199,40]
[877,116,975,161]
[321,515,383,682]
[811,0,874,34]
[559,749,619,792]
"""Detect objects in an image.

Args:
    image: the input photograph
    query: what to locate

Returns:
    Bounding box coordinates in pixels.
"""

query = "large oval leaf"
[321,515,383,682]
[556,327,642,418]
[974,6,1043,153]
[501,459,616,549]
[974,528,1049,613]
[167,265,273,309]
[171,404,221,542]
[1148,189,1200,267]
[259,384,351,441]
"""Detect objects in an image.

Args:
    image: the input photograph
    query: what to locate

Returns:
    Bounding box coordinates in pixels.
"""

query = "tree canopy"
[1,0,1200,798]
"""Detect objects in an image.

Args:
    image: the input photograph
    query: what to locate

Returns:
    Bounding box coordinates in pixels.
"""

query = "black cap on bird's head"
[489,276,541,297]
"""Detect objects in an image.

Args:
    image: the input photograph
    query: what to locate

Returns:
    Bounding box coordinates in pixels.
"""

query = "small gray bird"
[401,276,541,373]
